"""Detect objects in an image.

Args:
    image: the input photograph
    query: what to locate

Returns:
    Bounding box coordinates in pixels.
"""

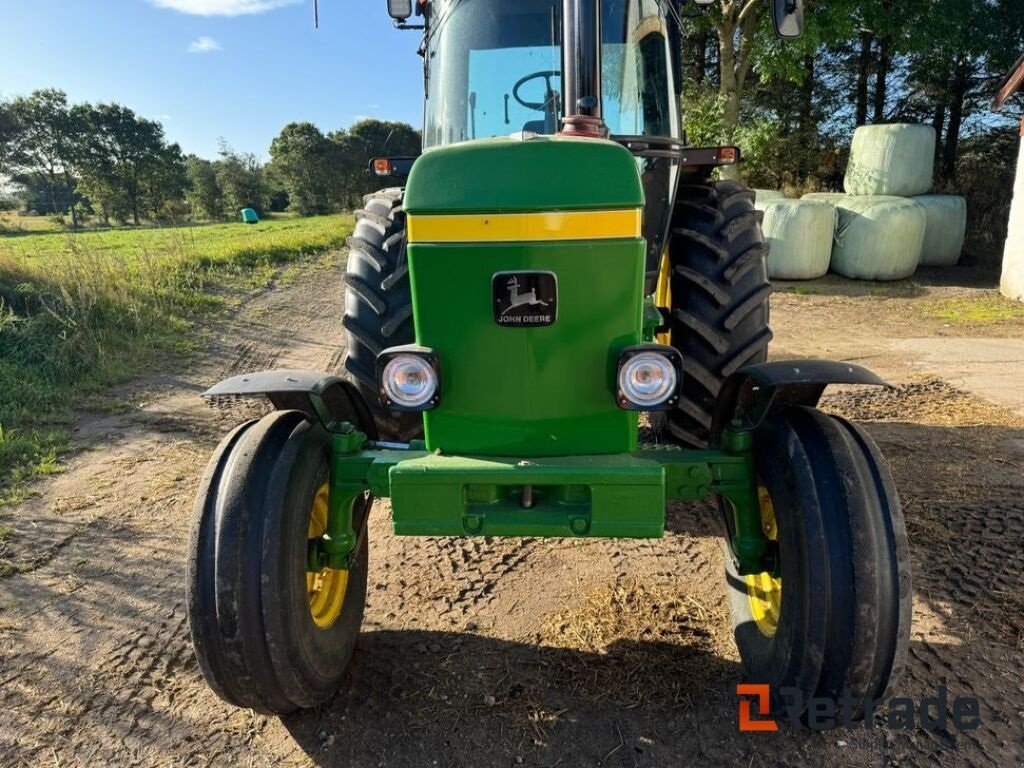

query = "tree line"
[0,89,420,226]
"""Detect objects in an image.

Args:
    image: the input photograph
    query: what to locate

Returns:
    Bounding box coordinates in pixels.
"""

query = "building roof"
[994,54,1024,111]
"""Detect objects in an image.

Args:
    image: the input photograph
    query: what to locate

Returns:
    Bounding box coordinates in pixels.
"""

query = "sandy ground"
[1,256,1022,767]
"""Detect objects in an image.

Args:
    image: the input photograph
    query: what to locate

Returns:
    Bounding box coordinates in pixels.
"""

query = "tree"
[144,142,188,219]
[76,103,183,225]
[269,122,337,216]
[185,155,225,220]
[708,1,764,138]
[4,89,86,225]
[0,101,20,170]
[263,163,291,213]
[216,142,267,214]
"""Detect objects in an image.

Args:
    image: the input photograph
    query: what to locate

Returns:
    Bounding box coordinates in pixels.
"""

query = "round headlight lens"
[618,352,677,407]
[382,354,438,409]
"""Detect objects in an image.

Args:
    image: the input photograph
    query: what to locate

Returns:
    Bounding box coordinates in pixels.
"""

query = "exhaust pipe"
[561,0,607,137]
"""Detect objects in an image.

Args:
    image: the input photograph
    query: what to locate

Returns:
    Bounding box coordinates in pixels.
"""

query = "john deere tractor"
[187,0,911,721]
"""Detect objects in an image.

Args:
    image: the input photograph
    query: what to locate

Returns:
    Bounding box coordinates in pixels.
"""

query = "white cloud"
[188,36,222,53]
[152,0,300,16]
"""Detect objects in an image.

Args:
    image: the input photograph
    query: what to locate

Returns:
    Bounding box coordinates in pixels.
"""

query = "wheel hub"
[307,483,348,629]
[744,485,782,637]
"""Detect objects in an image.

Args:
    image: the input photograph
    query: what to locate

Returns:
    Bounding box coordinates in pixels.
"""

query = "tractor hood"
[403,135,645,456]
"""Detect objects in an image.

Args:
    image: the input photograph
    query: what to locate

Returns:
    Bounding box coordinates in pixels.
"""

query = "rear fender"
[203,370,378,439]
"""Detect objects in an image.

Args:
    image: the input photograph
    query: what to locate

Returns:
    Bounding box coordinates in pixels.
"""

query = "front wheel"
[186,410,370,714]
[723,406,912,723]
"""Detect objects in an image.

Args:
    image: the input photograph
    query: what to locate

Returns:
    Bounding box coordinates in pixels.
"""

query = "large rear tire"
[665,179,772,448]
[723,406,912,724]
[186,410,371,714]
[342,190,422,441]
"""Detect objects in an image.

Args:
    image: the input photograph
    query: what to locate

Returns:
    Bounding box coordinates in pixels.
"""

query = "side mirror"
[387,0,413,20]
[772,0,804,39]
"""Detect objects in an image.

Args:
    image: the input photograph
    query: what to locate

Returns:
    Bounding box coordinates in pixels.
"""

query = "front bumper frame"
[321,425,771,576]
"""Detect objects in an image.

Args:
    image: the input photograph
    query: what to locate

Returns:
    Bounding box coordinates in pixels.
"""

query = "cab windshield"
[422,0,680,147]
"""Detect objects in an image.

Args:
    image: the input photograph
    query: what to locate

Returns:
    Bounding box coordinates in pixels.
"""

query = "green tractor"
[187,0,911,721]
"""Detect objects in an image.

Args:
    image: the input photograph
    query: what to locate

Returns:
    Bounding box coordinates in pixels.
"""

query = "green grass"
[923,296,1024,324]
[0,215,353,502]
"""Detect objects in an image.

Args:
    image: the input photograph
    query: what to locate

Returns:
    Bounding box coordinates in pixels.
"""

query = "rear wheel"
[723,406,912,723]
[186,410,371,713]
[662,179,772,448]
[342,189,421,441]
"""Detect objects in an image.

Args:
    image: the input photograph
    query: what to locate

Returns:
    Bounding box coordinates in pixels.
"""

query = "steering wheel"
[512,70,562,111]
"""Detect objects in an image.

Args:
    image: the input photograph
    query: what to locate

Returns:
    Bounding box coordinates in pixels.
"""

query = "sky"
[0,0,425,159]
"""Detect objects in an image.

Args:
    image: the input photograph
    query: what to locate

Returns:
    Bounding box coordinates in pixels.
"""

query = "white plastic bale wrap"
[753,189,787,204]
[1001,136,1024,303]
[820,195,926,280]
[759,200,837,280]
[911,195,967,267]
[802,192,848,205]
[844,124,936,197]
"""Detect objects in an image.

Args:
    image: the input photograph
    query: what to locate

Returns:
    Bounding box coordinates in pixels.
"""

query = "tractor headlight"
[377,346,441,411]
[616,345,682,411]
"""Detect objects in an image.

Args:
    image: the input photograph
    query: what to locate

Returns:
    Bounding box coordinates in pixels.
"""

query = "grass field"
[0,215,353,501]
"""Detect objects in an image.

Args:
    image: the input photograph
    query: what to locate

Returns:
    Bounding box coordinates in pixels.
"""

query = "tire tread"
[666,179,772,448]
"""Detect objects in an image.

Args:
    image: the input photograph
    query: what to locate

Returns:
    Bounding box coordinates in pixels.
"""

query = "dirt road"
[1,253,1022,767]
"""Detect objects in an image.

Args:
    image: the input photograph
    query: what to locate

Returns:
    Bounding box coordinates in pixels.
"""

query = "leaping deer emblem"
[501,276,550,315]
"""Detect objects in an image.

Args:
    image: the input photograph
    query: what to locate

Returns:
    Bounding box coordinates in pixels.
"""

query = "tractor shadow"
[283,628,750,766]
[280,631,1022,768]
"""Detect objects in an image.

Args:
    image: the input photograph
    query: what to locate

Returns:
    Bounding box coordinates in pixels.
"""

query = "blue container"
[241,208,259,224]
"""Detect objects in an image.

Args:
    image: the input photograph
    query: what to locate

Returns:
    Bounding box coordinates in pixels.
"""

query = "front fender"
[710,359,889,445]
[203,369,378,438]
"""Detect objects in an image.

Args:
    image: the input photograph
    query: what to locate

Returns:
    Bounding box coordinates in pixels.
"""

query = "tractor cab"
[419,0,681,146]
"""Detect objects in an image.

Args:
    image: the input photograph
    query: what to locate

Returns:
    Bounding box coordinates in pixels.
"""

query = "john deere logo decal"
[493,272,557,327]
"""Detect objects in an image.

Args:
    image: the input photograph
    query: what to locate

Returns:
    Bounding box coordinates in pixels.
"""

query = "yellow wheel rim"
[744,485,782,637]
[306,483,348,629]
[654,249,672,346]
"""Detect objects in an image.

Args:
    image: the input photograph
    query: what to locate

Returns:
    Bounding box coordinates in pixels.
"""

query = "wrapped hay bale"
[911,195,967,267]
[827,195,926,280]
[754,189,787,205]
[843,124,936,197]
[802,192,848,205]
[760,199,837,280]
